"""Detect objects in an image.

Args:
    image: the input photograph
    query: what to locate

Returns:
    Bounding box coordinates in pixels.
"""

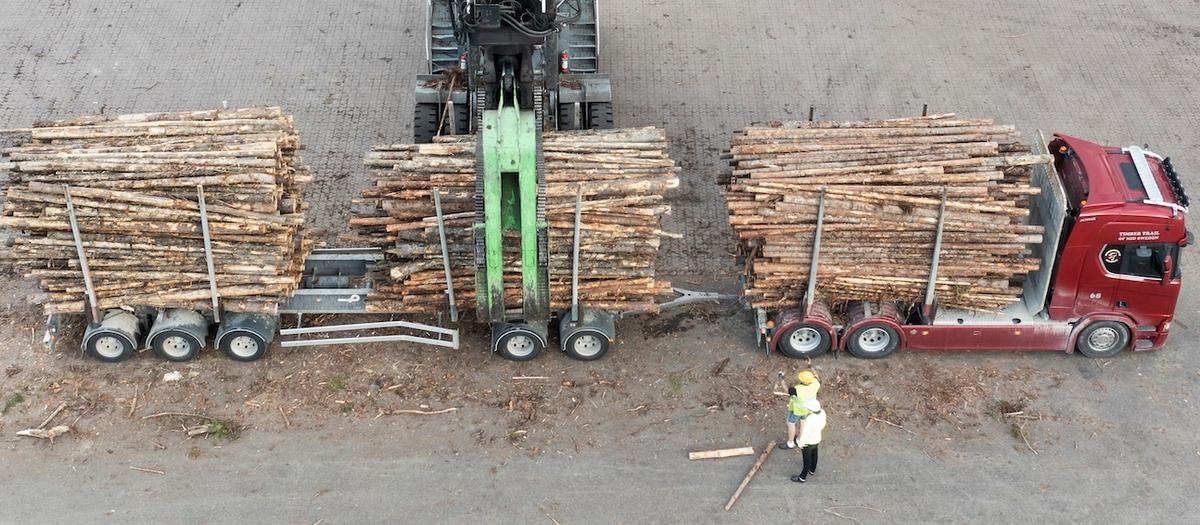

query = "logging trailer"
[757,132,1190,359]
[48,0,734,364]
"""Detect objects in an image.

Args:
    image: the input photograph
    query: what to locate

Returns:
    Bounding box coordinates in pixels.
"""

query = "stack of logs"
[349,127,679,314]
[722,114,1050,311]
[0,107,312,315]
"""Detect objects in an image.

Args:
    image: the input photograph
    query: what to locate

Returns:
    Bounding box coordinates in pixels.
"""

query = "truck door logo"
[1103,248,1122,264]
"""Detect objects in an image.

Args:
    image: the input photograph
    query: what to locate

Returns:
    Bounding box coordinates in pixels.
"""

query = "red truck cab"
[761,133,1189,359]
[1046,134,1189,349]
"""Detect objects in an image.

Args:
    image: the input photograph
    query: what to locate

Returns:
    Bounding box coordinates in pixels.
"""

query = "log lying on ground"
[351,127,679,314]
[0,107,312,315]
[722,114,1048,311]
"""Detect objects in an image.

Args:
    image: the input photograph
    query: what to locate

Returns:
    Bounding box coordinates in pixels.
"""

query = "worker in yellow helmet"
[776,369,820,450]
[791,398,826,483]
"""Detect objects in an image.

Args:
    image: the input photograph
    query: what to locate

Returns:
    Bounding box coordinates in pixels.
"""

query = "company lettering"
[1117,230,1161,241]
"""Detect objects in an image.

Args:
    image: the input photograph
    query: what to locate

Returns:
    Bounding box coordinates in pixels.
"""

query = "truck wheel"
[776,323,831,358]
[412,102,440,143]
[496,328,544,361]
[220,332,267,362]
[1076,321,1129,358]
[846,323,900,359]
[85,332,135,363]
[447,102,469,135]
[558,103,580,130]
[564,330,610,361]
[150,331,201,362]
[588,102,614,129]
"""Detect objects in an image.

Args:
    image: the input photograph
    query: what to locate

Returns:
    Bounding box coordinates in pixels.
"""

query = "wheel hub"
[789,327,822,353]
[160,335,192,358]
[1088,327,1119,351]
[94,335,125,359]
[858,327,891,353]
[572,333,603,357]
[506,333,535,357]
[229,335,260,358]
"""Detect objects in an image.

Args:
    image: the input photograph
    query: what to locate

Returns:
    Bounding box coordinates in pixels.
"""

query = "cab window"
[1101,243,1180,279]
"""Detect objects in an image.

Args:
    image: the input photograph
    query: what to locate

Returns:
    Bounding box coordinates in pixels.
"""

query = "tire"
[845,323,901,359]
[558,103,580,130]
[587,102,614,129]
[1076,321,1130,358]
[495,328,544,361]
[412,102,440,144]
[150,331,201,362]
[219,331,268,362]
[446,102,469,135]
[85,331,135,363]
[564,330,610,361]
[776,323,831,358]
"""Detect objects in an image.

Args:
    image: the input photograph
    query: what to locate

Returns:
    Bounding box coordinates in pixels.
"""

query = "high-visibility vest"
[798,409,827,445]
[787,380,820,416]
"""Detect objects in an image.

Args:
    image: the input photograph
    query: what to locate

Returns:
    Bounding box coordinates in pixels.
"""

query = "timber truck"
[758,132,1189,359]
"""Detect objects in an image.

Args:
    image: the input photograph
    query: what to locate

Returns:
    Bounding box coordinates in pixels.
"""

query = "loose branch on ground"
[38,403,67,429]
[141,412,213,420]
[870,416,916,435]
[822,505,883,525]
[384,408,458,416]
[128,386,138,418]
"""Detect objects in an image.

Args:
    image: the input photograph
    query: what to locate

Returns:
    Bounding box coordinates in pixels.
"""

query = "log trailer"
[758,133,1190,359]
[46,0,731,363]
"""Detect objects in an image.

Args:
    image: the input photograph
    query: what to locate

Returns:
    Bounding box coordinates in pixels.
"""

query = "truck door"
[1070,239,1118,317]
[1109,242,1181,323]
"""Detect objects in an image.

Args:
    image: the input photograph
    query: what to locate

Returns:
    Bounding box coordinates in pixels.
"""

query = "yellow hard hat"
[797,370,816,385]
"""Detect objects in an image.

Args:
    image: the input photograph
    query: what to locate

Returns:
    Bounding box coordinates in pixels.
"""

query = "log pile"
[350,127,679,314]
[722,114,1050,311]
[0,107,312,315]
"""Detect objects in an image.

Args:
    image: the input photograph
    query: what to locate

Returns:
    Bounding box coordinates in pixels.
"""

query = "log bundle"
[0,107,312,315]
[350,127,679,314]
[722,114,1050,311]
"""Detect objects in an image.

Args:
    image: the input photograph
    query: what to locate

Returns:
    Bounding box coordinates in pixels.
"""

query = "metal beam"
[62,186,99,323]
[805,189,826,309]
[197,186,221,322]
[571,185,582,322]
[433,188,458,321]
[279,319,459,349]
[924,188,948,307]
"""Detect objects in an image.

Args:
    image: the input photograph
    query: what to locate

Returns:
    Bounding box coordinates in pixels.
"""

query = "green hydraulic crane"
[475,68,551,359]
[413,0,618,362]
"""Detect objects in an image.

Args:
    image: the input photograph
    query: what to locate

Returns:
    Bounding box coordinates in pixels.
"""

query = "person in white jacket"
[790,398,826,483]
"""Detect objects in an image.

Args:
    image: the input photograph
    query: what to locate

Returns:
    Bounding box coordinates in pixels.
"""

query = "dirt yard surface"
[2,1,1200,524]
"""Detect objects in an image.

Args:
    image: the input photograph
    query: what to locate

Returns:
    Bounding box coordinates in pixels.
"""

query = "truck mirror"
[1162,254,1173,285]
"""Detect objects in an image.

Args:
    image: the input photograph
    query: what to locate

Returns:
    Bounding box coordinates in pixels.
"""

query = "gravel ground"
[1,1,1199,523]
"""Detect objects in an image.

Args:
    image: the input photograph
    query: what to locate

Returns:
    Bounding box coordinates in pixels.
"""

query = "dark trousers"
[800,444,819,478]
